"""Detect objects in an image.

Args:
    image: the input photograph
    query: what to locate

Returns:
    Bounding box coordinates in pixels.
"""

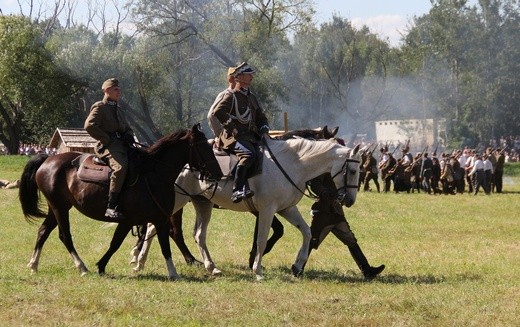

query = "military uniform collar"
[102,95,118,106]
[237,87,249,95]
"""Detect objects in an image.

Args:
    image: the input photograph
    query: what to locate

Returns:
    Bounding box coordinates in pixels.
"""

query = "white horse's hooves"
[132,265,144,273]
[80,271,89,277]
[255,274,265,282]
[212,268,222,276]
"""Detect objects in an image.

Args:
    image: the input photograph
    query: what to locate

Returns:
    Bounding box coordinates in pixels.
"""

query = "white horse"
[134,137,361,280]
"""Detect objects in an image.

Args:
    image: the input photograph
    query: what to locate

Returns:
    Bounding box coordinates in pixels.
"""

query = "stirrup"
[231,188,255,203]
[231,190,244,203]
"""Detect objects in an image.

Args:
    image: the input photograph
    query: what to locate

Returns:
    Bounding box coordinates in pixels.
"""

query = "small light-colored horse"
[136,137,361,280]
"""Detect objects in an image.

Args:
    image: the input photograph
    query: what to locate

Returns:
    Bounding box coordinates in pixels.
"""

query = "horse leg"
[130,224,147,264]
[27,211,58,273]
[171,208,201,265]
[96,223,132,275]
[133,223,156,272]
[155,221,180,280]
[191,200,220,275]
[276,206,311,278]
[251,210,276,280]
[53,207,89,276]
[248,214,284,269]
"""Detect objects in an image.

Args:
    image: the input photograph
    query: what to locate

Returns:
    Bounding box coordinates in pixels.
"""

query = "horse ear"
[330,126,339,137]
[192,123,201,133]
[352,144,361,156]
[321,125,330,138]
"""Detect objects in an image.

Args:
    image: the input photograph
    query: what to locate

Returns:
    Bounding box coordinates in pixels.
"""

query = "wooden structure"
[269,112,289,138]
[49,128,97,154]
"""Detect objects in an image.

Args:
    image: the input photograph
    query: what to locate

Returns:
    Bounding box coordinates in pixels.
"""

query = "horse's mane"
[268,137,341,160]
[146,129,190,158]
[275,128,324,141]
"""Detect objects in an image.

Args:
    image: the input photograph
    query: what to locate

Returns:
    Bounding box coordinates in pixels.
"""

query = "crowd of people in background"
[358,138,518,195]
[0,144,56,156]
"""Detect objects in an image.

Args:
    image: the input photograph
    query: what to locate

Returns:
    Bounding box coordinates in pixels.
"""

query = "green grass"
[1,155,519,326]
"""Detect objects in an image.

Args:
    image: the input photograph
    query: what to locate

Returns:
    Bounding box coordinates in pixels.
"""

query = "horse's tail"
[19,153,49,222]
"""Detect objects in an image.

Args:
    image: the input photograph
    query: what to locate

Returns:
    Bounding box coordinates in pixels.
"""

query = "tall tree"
[0,15,78,153]
[287,16,396,142]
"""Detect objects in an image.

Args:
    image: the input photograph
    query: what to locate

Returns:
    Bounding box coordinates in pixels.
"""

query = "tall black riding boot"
[106,191,125,220]
[348,243,385,280]
[231,165,254,203]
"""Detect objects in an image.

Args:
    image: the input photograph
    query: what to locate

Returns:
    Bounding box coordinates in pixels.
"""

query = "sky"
[1,0,478,46]
[314,0,478,46]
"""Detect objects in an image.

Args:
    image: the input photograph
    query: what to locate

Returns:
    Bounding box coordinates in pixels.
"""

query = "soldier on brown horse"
[19,124,222,279]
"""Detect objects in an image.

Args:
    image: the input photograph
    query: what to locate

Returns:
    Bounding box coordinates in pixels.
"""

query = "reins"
[263,137,360,201]
[262,137,319,200]
[173,167,220,199]
[142,134,220,215]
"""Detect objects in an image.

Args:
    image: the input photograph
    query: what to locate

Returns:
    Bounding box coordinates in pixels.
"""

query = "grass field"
[1,155,519,326]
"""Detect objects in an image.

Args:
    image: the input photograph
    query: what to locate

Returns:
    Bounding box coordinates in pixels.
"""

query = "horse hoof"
[291,264,304,278]
[186,258,204,266]
[80,271,89,277]
[27,263,37,274]
[255,274,264,282]
[212,268,222,276]
[169,274,182,281]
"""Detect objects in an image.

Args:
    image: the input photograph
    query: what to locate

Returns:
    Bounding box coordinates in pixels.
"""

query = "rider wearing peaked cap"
[84,78,135,220]
[210,62,270,203]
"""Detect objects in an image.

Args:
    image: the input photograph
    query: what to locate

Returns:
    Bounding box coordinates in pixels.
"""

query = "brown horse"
[131,126,342,267]
[19,124,222,279]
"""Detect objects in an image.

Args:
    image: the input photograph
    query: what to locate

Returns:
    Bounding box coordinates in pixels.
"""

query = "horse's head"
[188,124,223,181]
[331,143,361,207]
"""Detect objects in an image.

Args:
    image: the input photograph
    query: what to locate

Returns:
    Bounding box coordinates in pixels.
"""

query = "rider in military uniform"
[84,78,135,220]
[209,62,270,203]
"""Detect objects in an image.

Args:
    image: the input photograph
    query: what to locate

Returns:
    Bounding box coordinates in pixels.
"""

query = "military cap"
[101,78,119,91]
[230,62,255,77]
[227,67,236,76]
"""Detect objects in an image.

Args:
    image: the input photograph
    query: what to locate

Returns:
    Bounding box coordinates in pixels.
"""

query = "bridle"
[187,138,220,182]
[331,156,361,203]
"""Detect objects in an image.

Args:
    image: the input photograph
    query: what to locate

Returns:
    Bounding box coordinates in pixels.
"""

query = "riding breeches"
[233,140,257,168]
[310,201,358,249]
[107,150,128,193]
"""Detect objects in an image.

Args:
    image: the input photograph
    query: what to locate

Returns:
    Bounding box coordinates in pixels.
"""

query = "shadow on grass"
[283,267,483,284]
[90,265,483,284]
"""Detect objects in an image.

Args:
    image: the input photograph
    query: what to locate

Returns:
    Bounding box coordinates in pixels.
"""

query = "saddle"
[213,144,263,179]
[71,154,112,185]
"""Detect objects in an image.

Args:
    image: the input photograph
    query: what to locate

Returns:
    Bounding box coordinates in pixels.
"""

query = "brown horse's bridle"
[187,139,220,182]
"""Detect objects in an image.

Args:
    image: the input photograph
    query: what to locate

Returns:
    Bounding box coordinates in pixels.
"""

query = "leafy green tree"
[287,16,396,142]
[0,15,78,153]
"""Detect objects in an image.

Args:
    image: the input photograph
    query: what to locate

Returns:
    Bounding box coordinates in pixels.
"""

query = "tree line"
[1,0,519,154]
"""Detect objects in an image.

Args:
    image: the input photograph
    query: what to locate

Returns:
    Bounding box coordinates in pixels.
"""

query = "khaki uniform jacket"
[495,153,505,171]
[84,96,133,155]
[211,89,269,150]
